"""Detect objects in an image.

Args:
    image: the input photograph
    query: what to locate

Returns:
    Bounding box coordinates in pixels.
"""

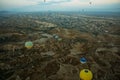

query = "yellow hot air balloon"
[80,69,93,80]
[25,41,33,49]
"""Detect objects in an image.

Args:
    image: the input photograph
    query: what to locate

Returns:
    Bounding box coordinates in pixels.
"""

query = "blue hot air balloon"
[80,57,87,64]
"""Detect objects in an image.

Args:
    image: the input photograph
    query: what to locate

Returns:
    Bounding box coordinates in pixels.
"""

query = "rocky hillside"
[0,12,120,80]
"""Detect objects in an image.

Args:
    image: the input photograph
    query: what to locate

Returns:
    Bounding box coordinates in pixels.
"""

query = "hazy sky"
[0,0,120,12]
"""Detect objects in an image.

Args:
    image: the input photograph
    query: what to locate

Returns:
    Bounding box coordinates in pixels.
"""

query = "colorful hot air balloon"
[80,69,93,80]
[25,41,33,49]
[80,57,87,64]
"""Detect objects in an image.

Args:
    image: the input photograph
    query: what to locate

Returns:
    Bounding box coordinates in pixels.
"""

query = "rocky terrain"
[0,12,120,80]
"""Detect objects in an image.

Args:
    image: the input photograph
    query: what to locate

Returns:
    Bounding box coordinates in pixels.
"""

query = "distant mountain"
[0,11,19,14]
[0,11,10,13]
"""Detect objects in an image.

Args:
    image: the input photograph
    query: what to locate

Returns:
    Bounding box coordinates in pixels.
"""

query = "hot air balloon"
[89,2,92,5]
[80,69,93,80]
[25,41,33,49]
[53,34,59,39]
[80,57,87,64]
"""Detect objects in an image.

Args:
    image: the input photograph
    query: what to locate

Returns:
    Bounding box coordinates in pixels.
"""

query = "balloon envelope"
[54,35,59,39]
[80,57,87,64]
[25,41,33,49]
[89,2,92,4]
[80,69,93,80]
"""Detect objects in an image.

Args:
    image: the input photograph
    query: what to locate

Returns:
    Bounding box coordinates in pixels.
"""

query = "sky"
[0,0,120,12]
